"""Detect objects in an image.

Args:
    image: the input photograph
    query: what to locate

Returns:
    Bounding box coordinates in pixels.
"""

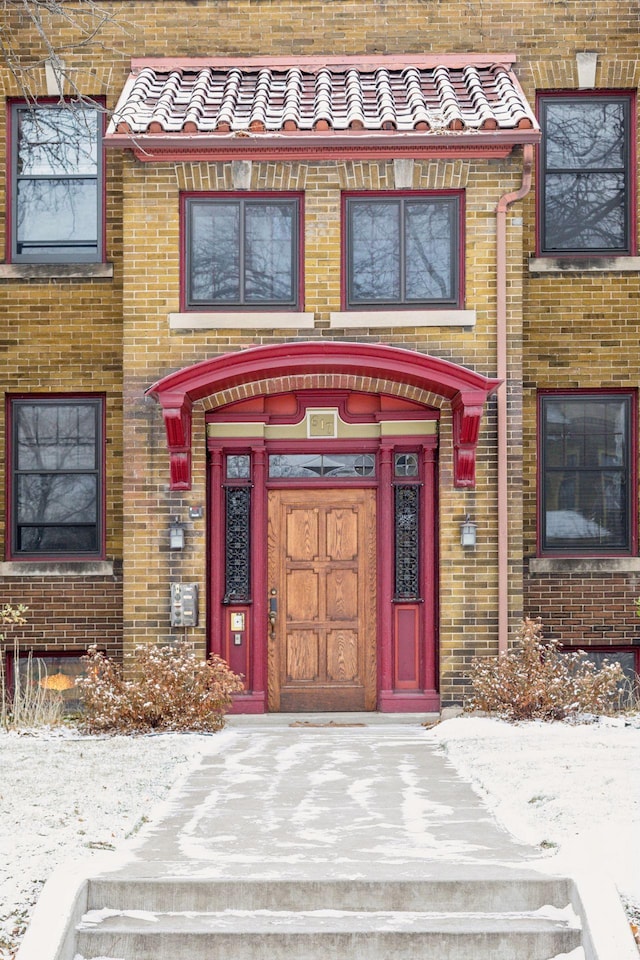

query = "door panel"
[267,488,377,712]
[287,630,320,680]
[327,629,359,681]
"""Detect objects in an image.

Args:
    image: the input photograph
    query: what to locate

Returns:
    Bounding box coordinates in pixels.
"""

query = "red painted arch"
[146,341,501,489]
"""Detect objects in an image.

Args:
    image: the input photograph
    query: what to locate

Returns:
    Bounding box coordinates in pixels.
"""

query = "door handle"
[268,589,278,640]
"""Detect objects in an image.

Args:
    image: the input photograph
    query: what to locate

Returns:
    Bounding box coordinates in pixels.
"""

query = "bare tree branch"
[0,0,129,106]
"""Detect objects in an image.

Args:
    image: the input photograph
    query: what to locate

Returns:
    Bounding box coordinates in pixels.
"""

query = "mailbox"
[170,582,199,627]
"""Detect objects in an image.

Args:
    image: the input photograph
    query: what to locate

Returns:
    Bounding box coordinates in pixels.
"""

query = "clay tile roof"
[105,55,539,160]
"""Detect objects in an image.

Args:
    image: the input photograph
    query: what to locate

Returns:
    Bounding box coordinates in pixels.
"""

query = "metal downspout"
[495,143,534,653]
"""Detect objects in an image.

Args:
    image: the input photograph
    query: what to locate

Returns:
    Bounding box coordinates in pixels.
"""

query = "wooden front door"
[267,488,377,712]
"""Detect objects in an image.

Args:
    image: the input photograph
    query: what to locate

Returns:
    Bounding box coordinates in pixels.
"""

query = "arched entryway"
[147,343,500,713]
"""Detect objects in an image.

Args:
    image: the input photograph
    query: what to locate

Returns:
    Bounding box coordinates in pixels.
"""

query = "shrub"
[466,617,625,722]
[78,643,244,734]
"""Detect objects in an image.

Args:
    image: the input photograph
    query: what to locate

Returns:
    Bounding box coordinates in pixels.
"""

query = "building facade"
[1,1,639,712]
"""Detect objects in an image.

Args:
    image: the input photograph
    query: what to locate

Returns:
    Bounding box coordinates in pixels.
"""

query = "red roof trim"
[104,131,538,163]
[146,342,501,490]
[129,54,519,71]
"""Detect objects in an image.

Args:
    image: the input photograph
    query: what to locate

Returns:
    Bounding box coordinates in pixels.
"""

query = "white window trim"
[169,312,315,330]
[330,309,476,328]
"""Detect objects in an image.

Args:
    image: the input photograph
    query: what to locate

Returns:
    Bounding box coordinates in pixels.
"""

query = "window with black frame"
[538,94,632,255]
[11,103,103,263]
[185,196,300,308]
[540,393,632,553]
[345,194,460,308]
[10,398,103,557]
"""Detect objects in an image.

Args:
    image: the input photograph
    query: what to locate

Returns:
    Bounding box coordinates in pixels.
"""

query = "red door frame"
[207,425,439,714]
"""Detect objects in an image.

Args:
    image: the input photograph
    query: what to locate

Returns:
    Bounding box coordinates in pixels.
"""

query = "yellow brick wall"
[118,152,521,699]
[1,0,638,701]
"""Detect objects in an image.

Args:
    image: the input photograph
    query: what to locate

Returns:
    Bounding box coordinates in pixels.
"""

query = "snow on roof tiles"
[108,56,537,137]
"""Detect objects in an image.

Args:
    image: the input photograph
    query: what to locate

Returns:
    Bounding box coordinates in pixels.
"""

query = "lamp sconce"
[460,515,477,549]
[169,517,185,550]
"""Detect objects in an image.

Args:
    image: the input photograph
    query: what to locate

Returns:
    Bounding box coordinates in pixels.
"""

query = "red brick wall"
[0,568,122,661]
[525,570,640,647]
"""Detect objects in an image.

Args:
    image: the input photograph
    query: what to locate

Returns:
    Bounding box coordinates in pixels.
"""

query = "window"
[344,193,462,308]
[539,392,634,554]
[10,651,88,713]
[184,195,301,309]
[268,453,375,478]
[10,102,103,263]
[9,397,104,558]
[559,647,639,704]
[538,94,633,255]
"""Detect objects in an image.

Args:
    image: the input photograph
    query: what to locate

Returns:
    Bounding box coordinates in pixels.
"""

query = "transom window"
[10,397,104,557]
[538,94,633,255]
[184,195,300,308]
[345,193,461,308]
[269,454,375,479]
[10,103,103,263]
[539,393,633,554]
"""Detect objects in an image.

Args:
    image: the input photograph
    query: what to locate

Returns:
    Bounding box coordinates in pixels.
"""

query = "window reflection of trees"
[14,403,99,554]
[188,200,296,305]
[543,397,629,550]
[543,100,628,252]
[14,106,100,259]
[349,197,456,305]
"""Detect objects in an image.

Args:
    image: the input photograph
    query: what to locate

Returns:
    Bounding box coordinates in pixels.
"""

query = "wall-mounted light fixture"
[169,518,185,550]
[460,515,477,549]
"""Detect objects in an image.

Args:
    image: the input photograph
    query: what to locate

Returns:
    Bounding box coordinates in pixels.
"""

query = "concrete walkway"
[21,714,639,959]
[125,713,539,882]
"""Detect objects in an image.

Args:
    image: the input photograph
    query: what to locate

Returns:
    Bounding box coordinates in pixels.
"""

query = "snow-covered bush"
[466,617,625,721]
[78,643,244,734]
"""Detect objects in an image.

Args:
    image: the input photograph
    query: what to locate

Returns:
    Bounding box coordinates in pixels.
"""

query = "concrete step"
[86,871,574,914]
[75,905,582,960]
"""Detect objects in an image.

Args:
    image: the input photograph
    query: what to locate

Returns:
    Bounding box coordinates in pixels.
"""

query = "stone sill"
[170,312,315,330]
[529,557,640,575]
[0,263,114,280]
[0,561,114,578]
[529,256,640,274]
[329,309,476,328]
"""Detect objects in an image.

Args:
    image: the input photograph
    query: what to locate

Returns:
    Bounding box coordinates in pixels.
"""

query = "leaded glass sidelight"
[224,486,251,602]
[394,484,420,599]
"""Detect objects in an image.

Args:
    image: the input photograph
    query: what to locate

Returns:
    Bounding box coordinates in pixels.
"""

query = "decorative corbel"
[160,393,193,490]
[451,390,488,488]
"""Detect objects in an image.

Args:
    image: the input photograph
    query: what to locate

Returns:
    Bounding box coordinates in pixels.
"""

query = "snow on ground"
[1,716,639,959]
[428,715,640,927]
[0,728,223,960]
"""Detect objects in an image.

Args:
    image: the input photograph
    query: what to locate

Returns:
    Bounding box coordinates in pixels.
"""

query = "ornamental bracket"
[451,390,489,488]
